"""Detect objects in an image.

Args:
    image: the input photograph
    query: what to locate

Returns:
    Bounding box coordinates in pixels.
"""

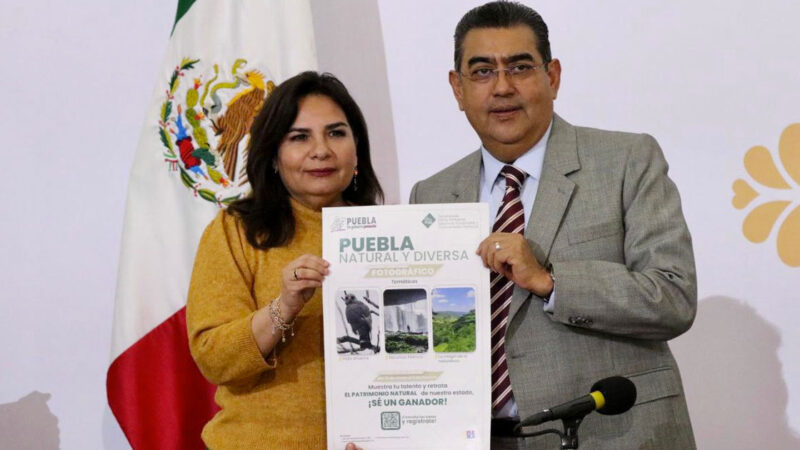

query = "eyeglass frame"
[456,59,551,84]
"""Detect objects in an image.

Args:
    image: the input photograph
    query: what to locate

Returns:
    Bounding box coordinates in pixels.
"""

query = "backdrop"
[0,1,798,448]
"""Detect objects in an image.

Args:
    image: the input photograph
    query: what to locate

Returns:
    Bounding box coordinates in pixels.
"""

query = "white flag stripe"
[110,0,317,360]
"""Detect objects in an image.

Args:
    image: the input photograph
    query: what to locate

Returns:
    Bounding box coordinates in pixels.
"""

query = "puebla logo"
[158,57,275,206]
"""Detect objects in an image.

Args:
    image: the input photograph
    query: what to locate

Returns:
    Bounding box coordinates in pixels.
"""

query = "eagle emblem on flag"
[157,57,275,206]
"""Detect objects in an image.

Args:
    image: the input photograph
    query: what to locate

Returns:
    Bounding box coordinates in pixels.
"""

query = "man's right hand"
[476,232,553,297]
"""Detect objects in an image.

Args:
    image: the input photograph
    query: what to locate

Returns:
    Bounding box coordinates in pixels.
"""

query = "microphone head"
[591,376,637,415]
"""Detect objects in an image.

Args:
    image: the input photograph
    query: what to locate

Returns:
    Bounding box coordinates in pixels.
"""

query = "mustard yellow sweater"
[187,199,325,449]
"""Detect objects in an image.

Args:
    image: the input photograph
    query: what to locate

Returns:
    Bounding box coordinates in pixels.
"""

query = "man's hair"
[453,1,551,71]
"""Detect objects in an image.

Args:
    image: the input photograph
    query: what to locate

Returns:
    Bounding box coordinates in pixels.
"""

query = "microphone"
[519,376,637,427]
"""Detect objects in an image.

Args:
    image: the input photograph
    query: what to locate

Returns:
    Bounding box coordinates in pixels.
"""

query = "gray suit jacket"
[410,115,697,449]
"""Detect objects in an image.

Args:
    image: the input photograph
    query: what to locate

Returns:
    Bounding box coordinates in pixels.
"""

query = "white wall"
[0,1,173,449]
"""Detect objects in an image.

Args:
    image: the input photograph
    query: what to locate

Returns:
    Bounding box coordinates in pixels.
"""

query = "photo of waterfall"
[383,288,429,353]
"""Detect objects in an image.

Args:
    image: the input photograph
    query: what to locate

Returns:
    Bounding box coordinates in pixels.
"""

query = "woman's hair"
[227,71,384,249]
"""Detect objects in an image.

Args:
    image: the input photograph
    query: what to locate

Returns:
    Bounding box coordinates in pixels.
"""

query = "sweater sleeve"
[186,211,275,387]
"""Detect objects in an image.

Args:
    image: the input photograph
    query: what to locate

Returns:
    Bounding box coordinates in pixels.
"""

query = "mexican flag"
[106,1,317,448]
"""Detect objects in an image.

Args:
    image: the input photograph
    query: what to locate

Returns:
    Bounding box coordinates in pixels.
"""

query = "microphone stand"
[516,415,585,449]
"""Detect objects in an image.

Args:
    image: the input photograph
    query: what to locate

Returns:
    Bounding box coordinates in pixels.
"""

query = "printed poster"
[322,203,491,449]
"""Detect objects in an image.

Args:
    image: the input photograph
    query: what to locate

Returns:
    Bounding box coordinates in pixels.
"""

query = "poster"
[322,203,491,449]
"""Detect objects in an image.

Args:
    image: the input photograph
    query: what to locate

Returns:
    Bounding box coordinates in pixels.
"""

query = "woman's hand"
[279,254,330,317]
[251,254,329,355]
[345,443,363,450]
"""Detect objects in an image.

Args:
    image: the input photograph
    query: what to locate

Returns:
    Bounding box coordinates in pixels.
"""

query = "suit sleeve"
[186,212,275,387]
[547,134,697,340]
[408,181,421,204]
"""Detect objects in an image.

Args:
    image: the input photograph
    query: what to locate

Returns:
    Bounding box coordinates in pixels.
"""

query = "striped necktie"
[491,165,527,413]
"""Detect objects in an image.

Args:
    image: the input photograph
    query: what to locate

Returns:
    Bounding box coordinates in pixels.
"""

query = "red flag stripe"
[107,307,218,450]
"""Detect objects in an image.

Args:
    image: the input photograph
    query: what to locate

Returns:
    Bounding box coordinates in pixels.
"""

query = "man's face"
[450,25,561,162]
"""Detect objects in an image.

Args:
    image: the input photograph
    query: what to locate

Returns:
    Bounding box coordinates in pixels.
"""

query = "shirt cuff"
[543,287,556,313]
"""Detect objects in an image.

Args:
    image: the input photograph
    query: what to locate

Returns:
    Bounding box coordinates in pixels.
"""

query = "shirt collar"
[481,119,552,191]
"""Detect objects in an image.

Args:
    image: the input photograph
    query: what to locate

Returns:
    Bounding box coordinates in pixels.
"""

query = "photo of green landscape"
[432,287,476,353]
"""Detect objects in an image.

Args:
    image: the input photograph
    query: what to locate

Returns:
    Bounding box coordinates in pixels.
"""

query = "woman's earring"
[353,167,359,191]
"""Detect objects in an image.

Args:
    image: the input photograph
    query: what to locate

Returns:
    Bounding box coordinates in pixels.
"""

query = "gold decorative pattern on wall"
[732,124,800,267]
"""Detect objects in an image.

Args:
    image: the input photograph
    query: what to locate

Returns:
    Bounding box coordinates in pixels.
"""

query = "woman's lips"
[307,168,336,177]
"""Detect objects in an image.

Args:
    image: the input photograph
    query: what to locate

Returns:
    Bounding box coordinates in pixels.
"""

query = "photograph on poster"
[383,288,429,354]
[431,287,476,353]
[335,289,381,355]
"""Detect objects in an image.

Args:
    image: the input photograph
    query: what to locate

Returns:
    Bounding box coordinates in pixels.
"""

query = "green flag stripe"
[171,0,197,35]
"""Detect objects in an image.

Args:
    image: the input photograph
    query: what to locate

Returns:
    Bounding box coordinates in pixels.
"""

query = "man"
[409,2,697,448]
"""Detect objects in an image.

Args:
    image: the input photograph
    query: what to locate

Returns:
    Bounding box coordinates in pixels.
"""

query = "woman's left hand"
[279,254,330,316]
[251,254,329,355]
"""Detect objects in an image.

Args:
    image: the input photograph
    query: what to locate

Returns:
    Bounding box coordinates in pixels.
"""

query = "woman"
[187,71,382,449]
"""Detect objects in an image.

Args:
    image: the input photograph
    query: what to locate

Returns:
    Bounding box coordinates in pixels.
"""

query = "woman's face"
[276,94,358,210]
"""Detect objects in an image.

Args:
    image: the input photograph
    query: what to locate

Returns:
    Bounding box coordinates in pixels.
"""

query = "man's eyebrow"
[504,53,535,64]
[467,53,535,67]
[466,56,494,67]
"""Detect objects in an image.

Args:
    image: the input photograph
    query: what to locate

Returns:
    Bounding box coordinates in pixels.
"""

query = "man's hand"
[477,232,553,297]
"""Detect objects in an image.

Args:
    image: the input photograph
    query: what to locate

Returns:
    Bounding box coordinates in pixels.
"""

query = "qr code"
[381,411,401,430]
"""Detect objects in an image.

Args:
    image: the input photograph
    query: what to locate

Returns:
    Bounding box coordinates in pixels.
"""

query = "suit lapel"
[509,114,580,321]
[449,150,482,202]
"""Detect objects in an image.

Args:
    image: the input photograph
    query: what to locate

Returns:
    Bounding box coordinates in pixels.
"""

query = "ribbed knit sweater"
[187,199,325,449]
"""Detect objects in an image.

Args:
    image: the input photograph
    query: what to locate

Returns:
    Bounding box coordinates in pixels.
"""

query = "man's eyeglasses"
[460,61,548,83]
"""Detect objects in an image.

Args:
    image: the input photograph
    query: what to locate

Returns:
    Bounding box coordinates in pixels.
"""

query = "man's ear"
[449,70,465,111]
[547,58,562,100]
